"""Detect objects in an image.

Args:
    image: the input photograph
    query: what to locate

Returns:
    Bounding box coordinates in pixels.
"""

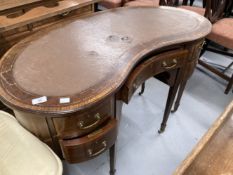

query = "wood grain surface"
[0,0,100,32]
[0,2,95,57]
[0,0,41,11]
[174,101,233,175]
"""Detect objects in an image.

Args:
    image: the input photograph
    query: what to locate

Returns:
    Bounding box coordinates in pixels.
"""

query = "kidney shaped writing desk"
[0,7,211,175]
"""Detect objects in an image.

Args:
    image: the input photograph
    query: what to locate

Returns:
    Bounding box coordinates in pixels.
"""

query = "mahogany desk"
[0,7,211,174]
[174,101,233,175]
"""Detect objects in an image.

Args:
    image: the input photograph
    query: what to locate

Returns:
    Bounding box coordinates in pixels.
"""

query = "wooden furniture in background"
[124,0,160,7]
[0,0,100,57]
[99,0,123,8]
[225,0,233,17]
[101,0,179,8]
[182,0,195,6]
[173,0,232,112]
[0,0,42,11]
[174,100,233,175]
[199,0,233,94]
[0,7,211,174]
[179,0,206,16]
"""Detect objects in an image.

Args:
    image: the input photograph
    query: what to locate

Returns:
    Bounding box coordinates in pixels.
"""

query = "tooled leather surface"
[0,7,212,113]
[13,7,211,96]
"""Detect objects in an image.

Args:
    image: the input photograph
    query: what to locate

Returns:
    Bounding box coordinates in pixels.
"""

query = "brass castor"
[110,169,116,175]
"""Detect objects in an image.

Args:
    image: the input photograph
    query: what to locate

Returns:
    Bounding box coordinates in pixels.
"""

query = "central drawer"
[119,49,188,103]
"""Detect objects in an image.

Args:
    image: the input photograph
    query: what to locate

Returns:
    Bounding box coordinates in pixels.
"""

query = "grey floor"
[63,50,233,175]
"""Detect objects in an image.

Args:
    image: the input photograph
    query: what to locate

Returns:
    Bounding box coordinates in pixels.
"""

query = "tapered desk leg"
[158,69,182,133]
[109,144,116,175]
[225,74,233,94]
[139,82,145,96]
[171,80,187,113]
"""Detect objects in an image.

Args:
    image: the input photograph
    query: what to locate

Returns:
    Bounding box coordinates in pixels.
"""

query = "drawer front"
[119,49,188,103]
[31,5,93,29]
[187,40,205,62]
[53,97,114,139]
[60,119,118,163]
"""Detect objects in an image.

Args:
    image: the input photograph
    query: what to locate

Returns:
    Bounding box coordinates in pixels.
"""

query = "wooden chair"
[160,0,180,6]
[179,0,206,16]
[124,0,160,7]
[99,0,124,9]
[0,111,63,175]
[199,0,233,94]
[124,0,179,7]
[172,0,232,112]
[225,0,233,17]
[100,0,179,9]
[182,0,196,6]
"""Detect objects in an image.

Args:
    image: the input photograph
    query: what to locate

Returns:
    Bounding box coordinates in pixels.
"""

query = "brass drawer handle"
[87,141,107,157]
[199,41,206,49]
[61,11,70,17]
[78,113,101,130]
[162,59,177,69]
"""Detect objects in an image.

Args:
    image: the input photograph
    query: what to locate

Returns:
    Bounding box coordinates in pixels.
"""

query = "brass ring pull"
[78,113,101,129]
[162,59,177,69]
[88,141,107,157]
[61,11,70,17]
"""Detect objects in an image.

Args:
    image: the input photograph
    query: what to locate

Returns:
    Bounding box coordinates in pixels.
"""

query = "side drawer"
[53,97,114,139]
[119,49,188,103]
[60,119,118,163]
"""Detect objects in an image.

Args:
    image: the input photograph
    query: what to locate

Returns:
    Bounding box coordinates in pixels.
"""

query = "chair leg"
[182,0,188,5]
[223,61,233,74]
[225,74,233,94]
[203,0,207,7]
[109,144,116,175]
[190,0,195,6]
[171,80,188,113]
[158,69,183,133]
[174,0,179,6]
[139,82,145,96]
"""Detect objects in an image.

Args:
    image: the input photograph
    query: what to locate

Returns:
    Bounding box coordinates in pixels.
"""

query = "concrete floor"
[63,51,233,175]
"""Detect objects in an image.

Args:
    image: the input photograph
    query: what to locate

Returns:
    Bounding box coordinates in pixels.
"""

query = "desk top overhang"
[0,7,212,114]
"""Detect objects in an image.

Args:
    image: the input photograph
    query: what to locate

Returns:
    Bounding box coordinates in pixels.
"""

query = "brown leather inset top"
[0,7,211,114]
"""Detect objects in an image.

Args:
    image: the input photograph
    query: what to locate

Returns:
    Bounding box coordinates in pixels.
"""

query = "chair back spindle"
[159,0,178,6]
[205,0,228,23]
